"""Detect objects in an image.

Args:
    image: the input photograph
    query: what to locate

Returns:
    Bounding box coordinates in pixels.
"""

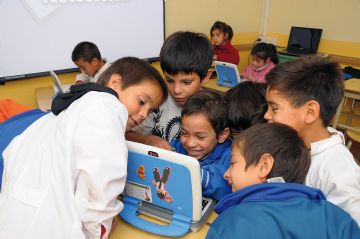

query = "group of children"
[1,21,360,239]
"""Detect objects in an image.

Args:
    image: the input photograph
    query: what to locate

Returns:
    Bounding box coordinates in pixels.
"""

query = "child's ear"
[265,57,271,63]
[304,100,320,124]
[91,58,99,66]
[224,33,229,40]
[107,74,122,90]
[258,153,274,180]
[217,127,230,143]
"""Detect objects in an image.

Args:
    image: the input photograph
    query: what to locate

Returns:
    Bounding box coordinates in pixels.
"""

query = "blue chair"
[0,109,48,189]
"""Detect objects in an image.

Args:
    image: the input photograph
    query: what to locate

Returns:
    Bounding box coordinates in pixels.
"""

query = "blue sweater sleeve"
[201,147,232,201]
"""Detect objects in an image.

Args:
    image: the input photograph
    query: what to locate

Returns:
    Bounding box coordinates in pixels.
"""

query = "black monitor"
[287,26,323,54]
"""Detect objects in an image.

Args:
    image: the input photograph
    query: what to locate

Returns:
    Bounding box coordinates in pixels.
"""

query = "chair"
[346,129,360,165]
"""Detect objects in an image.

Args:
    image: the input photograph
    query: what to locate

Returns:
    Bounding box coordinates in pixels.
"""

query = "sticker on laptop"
[125,181,153,203]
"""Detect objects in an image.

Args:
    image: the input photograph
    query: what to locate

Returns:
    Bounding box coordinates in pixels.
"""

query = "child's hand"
[144,135,172,150]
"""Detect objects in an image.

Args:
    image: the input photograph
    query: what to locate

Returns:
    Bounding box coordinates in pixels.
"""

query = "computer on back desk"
[279,26,323,56]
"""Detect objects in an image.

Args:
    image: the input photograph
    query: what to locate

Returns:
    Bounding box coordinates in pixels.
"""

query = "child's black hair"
[210,21,234,41]
[71,41,101,63]
[97,57,168,104]
[266,55,344,126]
[160,31,213,81]
[251,42,279,64]
[223,81,267,132]
[233,123,311,184]
[181,89,227,136]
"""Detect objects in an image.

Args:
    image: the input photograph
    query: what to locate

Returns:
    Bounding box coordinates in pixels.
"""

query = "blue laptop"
[215,61,242,87]
[120,141,215,237]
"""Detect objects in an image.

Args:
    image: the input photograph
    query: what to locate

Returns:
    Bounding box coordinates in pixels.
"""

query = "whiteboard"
[0,0,164,80]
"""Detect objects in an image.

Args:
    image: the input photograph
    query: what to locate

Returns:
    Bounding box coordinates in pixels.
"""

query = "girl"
[210,21,240,65]
[242,42,279,83]
[0,57,168,239]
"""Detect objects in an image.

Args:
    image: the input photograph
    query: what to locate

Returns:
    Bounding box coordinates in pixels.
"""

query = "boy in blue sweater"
[171,89,231,201]
[206,123,360,239]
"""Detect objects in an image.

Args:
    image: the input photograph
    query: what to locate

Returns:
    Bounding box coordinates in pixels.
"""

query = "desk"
[35,86,54,111]
[202,78,231,94]
[332,78,360,132]
[109,211,217,239]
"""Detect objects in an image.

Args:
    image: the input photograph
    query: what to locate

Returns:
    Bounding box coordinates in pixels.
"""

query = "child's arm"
[201,148,232,200]
[125,131,172,150]
[74,98,128,239]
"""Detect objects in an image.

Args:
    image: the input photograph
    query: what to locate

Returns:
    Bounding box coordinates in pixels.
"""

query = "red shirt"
[214,41,240,65]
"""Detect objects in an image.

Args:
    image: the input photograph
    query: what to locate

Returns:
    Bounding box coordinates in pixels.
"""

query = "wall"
[267,0,360,57]
[1,0,360,107]
[165,0,263,39]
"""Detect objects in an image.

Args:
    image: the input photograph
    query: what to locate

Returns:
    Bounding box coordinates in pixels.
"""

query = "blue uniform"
[206,183,360,239]
[171,139,232,200]
[0,109,47,188]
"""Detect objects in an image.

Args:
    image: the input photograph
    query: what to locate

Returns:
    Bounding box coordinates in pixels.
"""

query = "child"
[241,42,278,83]
[0,57,168,239]
[206,123,360,239]
[127,31,213,150]
[71,41,111,84]
[210,21,240,65]
[171,90,231,200]
[223,81,267,138]
[264,55,360,225]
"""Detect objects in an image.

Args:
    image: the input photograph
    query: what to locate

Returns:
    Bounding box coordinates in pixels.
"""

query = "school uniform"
[214,41,240,65]
[171,139,232,201]
[307,127,360,226]
[0,86,128,239]
[206,183,360,239]
[132,96,182,143]
[242,61,276,83]
[75,60,111,83]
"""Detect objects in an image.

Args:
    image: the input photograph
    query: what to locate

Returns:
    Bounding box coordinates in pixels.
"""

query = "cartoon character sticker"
[152,167,172,203]
[136,165,145,180]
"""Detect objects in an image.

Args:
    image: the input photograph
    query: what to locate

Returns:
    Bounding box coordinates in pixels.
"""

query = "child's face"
[211,29,227,46]
[180,113,218,160]
[224,144,263,192]
[111,77,164,132]
[265,88,305,134]
[252,56,269,70]
[164,72,203,107]
[74,58,99,77]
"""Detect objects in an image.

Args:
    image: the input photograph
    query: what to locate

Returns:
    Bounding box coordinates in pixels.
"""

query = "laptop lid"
[215,61,242,87]
[50,70,64,93]
[50,70,72,93]
[286,26,323,55]
[120,141,214,237]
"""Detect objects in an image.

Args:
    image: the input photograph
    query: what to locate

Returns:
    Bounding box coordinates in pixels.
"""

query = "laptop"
[215,61,243,87]
[120,141,216,237]
[49,70,72,94]
[280,26,323,56]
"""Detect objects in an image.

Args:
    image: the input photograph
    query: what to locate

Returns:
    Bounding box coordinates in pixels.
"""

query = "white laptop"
[215,61,242,87]
[120,141,216,237]
[49,70,72,94]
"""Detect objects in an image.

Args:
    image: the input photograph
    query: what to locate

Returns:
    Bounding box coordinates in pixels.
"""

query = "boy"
[223,81,267,138]
[264,55,360,225]
[171,90,231,200]
[71,41,111,84]
[206,123,360,239]
[126,31,213,150]
[0,57,168,239]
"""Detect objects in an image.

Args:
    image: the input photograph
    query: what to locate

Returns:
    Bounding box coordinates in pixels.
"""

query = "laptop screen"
[287,26,323,54]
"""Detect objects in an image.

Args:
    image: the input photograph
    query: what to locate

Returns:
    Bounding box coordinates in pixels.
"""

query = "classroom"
[1,0,360,238]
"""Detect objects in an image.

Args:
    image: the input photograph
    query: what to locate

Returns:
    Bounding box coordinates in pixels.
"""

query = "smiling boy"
[171,90,232,200]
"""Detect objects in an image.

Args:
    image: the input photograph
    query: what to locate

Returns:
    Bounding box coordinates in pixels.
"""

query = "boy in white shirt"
[127,31,213,150]
[265,55,360,226]
[71,41,111,84]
